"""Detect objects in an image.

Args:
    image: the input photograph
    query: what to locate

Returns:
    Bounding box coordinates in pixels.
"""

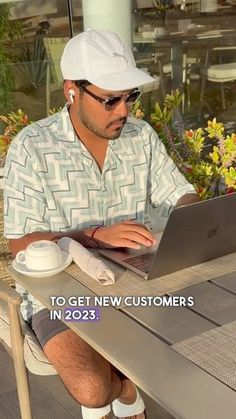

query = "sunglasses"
[80,85,142,110]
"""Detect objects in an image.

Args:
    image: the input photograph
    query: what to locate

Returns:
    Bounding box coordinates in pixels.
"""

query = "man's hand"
[9,221,157,257]
[175,193,200,207]
[92,221,157,249]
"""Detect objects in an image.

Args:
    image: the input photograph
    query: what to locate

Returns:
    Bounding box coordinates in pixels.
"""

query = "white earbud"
[68,88,75,104]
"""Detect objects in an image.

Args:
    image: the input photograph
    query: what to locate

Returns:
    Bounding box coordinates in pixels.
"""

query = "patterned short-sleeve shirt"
[4,106,195,320]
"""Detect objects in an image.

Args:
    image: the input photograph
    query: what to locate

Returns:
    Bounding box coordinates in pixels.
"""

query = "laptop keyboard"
[124,252,156,273]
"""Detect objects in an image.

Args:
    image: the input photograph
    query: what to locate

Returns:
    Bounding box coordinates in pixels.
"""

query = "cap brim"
[88,67,156,91]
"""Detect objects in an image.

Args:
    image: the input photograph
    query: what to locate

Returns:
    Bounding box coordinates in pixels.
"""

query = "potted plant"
[0,4,21,113]
[149,90,236,199]
[0,110,30,188]
[17,29,47,90]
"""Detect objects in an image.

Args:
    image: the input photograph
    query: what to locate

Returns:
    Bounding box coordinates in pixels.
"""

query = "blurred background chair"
[158,52,201,112]
[183,53,202,112]
[200,46,236,110]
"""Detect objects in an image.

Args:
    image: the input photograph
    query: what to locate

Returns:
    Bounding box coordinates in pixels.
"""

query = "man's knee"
[66,375,112,408]
[43,330,115,407]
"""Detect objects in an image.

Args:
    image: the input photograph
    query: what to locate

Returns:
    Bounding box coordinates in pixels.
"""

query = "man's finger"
[122,225,157,244]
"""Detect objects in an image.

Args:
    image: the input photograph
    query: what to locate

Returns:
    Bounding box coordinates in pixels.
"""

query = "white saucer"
[12,251,72,278]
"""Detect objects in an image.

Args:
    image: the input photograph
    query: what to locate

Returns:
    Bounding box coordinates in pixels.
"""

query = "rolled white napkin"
[57,237,115,285]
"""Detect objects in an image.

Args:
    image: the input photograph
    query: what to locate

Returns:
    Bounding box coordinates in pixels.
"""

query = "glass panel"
[132,0,236,130]
[70,0,83,36]
[0,0,72,122]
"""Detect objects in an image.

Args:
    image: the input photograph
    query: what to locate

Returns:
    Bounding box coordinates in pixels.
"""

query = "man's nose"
[114,99,129,117]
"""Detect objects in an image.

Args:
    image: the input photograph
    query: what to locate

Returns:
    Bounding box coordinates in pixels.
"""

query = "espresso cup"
[16,240,62,271]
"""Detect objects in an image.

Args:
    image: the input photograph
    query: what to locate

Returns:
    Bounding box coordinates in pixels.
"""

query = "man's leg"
[44,331,145,419]
[44,329,121,407]
[32,309,145,418]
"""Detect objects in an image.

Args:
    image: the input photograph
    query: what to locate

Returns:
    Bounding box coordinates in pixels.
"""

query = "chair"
[200,46,236,110]
[0,190,57,419]
[43,37,69,114]
[157,53,200,112]
[155,56,172,99]
[133,49,161,99]
[183,54,202,112]
[0,281,57,419]
[0,189,15,287]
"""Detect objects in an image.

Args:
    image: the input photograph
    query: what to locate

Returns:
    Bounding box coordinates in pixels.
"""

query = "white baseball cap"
[60,28,155,90]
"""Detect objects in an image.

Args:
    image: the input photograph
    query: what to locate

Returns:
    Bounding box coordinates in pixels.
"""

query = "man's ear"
[64,81,77,104]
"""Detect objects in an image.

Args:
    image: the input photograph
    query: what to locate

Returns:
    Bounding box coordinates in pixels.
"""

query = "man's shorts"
[31,308,69,348]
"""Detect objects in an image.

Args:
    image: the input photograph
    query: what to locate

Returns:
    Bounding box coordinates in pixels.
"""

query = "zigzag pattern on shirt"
[5,143,147,230]
[5,144,187,234]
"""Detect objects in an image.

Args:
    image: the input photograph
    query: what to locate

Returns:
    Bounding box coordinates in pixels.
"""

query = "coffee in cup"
[16,240,62,271]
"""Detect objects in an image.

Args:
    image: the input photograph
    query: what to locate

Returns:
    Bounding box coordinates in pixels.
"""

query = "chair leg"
[220,82,226,110]
[186,78,191,112]
[157,59,166,99]
[185,60,193,112]
[199,48,210,112]
[8,303,32,419]
[200,76,206,108]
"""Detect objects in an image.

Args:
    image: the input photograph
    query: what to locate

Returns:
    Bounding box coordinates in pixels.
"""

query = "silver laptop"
[99,192,236,279]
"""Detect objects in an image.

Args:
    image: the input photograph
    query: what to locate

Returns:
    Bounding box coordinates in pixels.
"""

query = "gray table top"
[8,266,236,419]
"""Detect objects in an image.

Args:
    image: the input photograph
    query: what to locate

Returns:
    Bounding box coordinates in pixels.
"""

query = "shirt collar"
[57,105,77,143]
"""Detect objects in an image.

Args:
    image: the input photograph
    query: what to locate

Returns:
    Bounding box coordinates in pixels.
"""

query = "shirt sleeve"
[4,129,50,238]
[149,128,196,215]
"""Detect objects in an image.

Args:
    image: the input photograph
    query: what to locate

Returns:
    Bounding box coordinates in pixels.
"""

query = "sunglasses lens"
[106,96,122,108]
[127,91,141,104]
[105,90,141,109]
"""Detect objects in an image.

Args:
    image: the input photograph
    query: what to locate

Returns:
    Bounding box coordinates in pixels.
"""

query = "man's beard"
[78,106,127,140]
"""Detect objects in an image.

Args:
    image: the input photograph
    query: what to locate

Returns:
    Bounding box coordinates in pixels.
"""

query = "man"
[4,29,199,419]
